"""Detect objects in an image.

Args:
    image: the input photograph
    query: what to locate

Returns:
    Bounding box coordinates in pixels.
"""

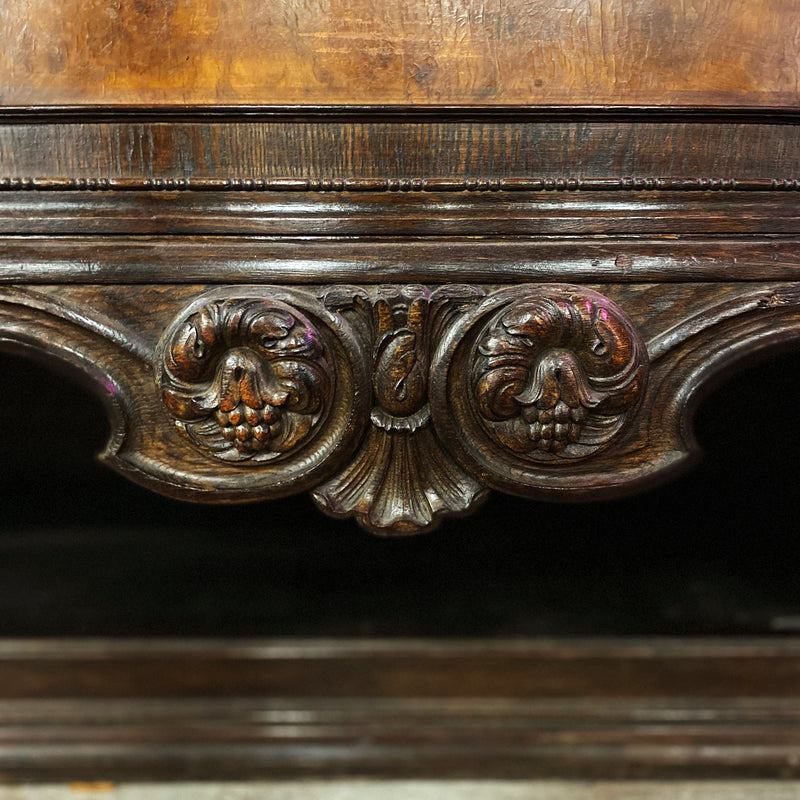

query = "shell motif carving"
[158,292,333,463]
[472,287,648,461]
[313,285,487,535]
[151,283,648,527]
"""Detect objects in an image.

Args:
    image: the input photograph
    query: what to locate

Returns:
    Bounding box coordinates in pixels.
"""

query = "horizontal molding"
[1,191,798,237]
[0,638,798,779]
[1,177,799,193]
[1,696,799,780]
[2,104,800,123]
[6,636,798,699]
[2,236,799,283]
[2,121,799,189]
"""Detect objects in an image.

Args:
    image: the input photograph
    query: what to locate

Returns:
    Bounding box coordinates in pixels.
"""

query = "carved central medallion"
[153,282,650,530]
[313,285,487,535]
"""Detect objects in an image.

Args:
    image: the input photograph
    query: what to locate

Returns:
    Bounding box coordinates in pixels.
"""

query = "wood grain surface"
[2,120,799,184]
[1,639,800,779]
[6,784,800,800]
[3,236,800,283]
[0,0,798,107]
[2,192,800,237]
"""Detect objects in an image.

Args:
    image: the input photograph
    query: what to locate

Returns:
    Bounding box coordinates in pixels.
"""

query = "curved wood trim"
[1,282,796,534]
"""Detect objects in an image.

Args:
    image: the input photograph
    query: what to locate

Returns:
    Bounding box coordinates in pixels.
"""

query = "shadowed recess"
[0,349,797,637]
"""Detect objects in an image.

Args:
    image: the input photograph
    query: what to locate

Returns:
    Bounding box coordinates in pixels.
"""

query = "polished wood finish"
[4,278,795,533]
[0,109,798,533]
[1,638,800,780]
[1,0,800,781]
[1,0,798,107]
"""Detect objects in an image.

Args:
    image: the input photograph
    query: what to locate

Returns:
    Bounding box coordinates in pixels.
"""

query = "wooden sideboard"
[0,0,799,781]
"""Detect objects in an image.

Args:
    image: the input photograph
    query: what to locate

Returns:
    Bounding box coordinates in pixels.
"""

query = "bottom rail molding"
[0,638,798,780]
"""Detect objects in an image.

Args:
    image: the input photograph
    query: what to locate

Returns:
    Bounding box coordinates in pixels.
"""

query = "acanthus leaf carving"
[472,290,647,460]
[430,285,650,498]
[12,281,799,536]
[153,286,371,498]
[159,296,332,462]
[154,283,648,531]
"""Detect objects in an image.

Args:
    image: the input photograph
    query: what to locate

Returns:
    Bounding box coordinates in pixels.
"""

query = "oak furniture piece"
[0,0,799,781]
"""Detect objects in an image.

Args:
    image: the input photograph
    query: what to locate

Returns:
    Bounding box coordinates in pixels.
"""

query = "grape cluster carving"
[472,289,647,461]
[159,297,332,462]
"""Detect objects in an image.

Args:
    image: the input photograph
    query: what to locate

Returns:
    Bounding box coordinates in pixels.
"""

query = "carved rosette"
[431,285,649,495]
[473,288,647,460]
[153,283,650,529]
[313,285,487,535]
[16,279,800,535]
[156,287,370,492]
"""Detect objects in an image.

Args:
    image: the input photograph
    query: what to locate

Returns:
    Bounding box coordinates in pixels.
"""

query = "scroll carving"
[149,284,654,531]
[158,296,332,462]
[153,286,371,497]
[7,278,800,537]
[471,288,648,461]
[429,286,649,498]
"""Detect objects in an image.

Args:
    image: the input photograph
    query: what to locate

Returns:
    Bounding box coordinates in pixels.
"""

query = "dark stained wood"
[0,638,800,780]
[3,237,800,284]
[1,0,800,780]
[1,0,798,107]
[0,89,798,535]
[1,120,800,183]
[2,191,800,237]
[14,636,800,699]
[0,279,795,533]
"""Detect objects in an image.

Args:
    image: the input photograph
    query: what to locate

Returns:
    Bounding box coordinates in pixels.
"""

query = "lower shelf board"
[0,638,799,780]
[4,784,800,800]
